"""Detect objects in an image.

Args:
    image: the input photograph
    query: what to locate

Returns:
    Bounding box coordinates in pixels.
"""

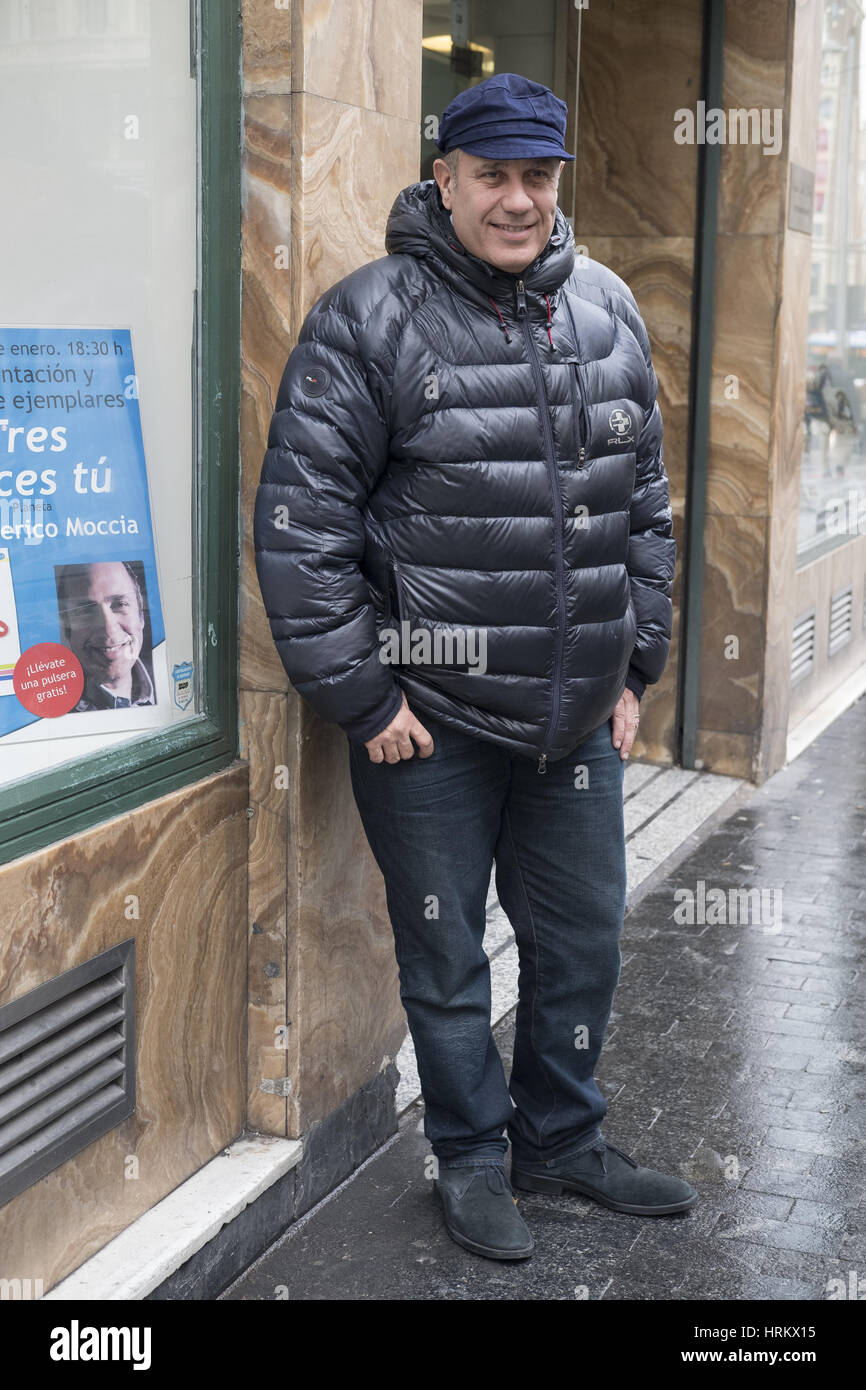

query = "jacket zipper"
[516,277,565,776]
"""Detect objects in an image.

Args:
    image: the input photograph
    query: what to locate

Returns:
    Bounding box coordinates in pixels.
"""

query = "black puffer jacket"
[254,180,676,769]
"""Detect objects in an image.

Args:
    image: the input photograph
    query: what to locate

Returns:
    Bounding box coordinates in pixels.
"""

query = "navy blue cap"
[436,73,575,162]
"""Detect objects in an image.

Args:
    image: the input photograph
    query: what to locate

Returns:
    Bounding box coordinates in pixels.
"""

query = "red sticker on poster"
[13,643,84,718]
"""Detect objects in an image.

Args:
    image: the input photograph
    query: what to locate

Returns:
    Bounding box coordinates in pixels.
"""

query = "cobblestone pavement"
[222,694,866,1301]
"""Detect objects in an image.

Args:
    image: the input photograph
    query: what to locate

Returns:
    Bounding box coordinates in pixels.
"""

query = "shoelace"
[590,1138,639,1174]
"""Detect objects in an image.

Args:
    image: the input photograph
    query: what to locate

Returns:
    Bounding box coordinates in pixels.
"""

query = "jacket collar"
[385,179,575,318]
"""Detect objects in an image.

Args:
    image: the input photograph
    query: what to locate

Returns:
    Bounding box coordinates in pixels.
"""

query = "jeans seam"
[503,803,559,1149]
[522,1128,603,1169]
[563,1129,603,1159]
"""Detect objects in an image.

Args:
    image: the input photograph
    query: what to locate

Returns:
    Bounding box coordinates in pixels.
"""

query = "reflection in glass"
[799,0,866,563]
[420,0,559,181]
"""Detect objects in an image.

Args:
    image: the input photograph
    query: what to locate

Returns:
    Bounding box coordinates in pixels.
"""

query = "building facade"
[0,0,862,1296]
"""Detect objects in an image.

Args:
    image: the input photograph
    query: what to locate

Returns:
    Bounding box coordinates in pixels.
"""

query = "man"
[56,560,156,711]
[255,73,696,1262]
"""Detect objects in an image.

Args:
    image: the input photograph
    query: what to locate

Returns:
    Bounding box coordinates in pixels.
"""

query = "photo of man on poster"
[55,560,157,712]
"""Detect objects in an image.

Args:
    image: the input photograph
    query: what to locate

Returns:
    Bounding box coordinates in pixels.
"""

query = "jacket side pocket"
[386,560,404,623]
[626,587,638,645]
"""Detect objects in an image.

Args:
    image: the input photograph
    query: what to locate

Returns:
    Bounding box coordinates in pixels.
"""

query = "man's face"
[433,152,564,274]
[61,562,144,689]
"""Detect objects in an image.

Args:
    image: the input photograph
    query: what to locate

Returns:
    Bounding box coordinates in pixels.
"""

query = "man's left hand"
[610,687,641,760]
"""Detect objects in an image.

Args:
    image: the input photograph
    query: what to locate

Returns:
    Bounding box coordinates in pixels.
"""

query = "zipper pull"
[537,752,548,775]
[515,279,527,318]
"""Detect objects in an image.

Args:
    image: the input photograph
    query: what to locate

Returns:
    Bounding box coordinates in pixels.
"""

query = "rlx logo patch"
[606,408,635,447]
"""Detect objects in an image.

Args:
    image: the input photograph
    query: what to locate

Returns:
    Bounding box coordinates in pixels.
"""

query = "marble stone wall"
[572,0,702,766]
[239,0,423,1139]
[698,0,823,780]
[0,766,249,1292]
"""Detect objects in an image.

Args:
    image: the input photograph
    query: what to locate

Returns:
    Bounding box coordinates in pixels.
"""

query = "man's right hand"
[364,691,434,763]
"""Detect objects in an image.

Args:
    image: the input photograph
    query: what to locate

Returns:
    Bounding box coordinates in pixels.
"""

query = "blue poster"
[0,327,165,742]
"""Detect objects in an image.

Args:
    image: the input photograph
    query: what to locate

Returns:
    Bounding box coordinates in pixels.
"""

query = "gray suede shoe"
[434,1164,534,1259]
[512,1137,698,1216]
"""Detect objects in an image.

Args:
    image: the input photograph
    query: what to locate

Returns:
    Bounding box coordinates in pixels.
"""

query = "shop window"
[0,1,240,864]
[798,0,866,563]
[420,0,567,182]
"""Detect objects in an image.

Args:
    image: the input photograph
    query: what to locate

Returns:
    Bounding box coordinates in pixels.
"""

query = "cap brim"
[452,136,575,161]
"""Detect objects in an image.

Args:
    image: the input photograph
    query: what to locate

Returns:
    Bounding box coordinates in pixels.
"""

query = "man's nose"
[498,181,535,214]
[100,605,125,635]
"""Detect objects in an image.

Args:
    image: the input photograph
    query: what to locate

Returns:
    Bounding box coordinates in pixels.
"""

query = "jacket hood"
[384,179,575,311]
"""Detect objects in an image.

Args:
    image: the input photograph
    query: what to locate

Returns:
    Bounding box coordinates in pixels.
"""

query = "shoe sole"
[434,1184,535,1260]
[442,1222,535,1260]
[511,1168,698,1216]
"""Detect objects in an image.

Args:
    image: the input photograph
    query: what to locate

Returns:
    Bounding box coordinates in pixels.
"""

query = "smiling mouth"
[490,223,535,233]
[88,638,132,657]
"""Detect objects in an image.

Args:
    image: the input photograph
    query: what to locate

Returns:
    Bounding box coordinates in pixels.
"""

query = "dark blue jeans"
[347,702,627,1171]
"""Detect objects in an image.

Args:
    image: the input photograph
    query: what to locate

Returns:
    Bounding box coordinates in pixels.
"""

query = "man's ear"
[432,156,453,209]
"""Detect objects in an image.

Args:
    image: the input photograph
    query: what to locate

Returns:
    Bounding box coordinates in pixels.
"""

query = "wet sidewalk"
[222,695,866,1301]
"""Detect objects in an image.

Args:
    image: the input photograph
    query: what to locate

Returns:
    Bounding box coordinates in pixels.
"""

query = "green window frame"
[0,2,241,868]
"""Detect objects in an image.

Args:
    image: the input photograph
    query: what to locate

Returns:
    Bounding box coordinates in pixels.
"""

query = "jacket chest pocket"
[565,359,589,469]
[573,364,589,465]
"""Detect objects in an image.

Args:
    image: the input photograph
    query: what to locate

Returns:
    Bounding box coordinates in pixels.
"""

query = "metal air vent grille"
[0,939,135,1207]
[829,585,853,656]
[790,608,816,686]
